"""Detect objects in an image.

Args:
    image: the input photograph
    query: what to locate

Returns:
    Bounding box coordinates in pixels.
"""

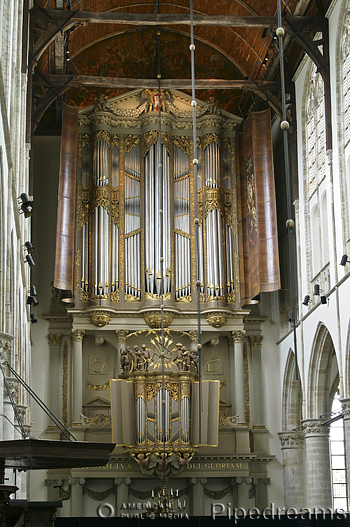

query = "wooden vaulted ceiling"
[31,0,331,128]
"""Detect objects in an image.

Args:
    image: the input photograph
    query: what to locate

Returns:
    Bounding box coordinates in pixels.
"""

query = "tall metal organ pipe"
[145,142,171,296]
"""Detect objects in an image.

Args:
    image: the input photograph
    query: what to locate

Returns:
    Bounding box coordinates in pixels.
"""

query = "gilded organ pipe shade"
[54,104,79,291]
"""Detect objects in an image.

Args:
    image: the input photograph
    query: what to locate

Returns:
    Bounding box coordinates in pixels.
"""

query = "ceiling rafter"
[32,72,294,125]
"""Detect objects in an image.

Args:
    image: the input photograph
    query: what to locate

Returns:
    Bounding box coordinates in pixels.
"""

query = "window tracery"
[306,65,326,196]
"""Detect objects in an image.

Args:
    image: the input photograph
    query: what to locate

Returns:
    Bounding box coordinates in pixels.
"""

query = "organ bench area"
[46,89,279,517]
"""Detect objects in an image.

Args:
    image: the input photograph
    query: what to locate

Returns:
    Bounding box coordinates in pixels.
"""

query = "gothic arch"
[282,349,303,430]
[307,323,338,418]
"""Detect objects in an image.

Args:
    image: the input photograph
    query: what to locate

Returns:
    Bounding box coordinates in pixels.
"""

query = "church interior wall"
[3,0,350,519]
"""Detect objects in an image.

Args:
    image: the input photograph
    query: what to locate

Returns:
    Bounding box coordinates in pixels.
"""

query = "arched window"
[304,63,329,288]
[306,64,326,196]
[330,392,348,510]
[342,13,350,146]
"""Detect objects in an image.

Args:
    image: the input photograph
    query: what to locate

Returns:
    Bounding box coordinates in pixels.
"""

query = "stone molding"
[302,419,330,437]
[232,330,246,343]
[48,334,62,347]
[71,329,85,342]
[340,398,350,419]
[249,335,263,347]
[278,431,304,449]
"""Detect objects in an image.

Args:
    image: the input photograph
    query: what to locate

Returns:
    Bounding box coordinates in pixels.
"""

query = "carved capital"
[341,398,350,419]
[48,334,62,347]
[71,329,85,342]
[249,335,263,347]
[232,330,246,343]
[0,339,11,362]
[4,379,19,402]
[278,431,304,449]
[302,419,329,437]
[115,330,128,342]
[189,331,198,343]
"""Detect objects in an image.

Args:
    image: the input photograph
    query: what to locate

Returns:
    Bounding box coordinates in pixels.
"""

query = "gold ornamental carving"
[82,187,89,226]
[142,130,158,156]
[111,134,119,147]
[176,295,192,303]
[90,312,112,327]
[92,129,111,147]
[76,180,83,231]
[71,329,85,342]
[115,330,128,342]
[143,311,174,329]
[234,252,240,294]
[232,330,246,343]
[86,380,111,391]
[205,188,224,217]
[124,134,140,153]
[125,294,140,303]
[91,185,110,213]
[206,312,228,328]
[161,131,172,156]
[249,336,263,347]
[173,135,189,155]
[111,290,119,302]
[111,188,119,225]
[227,290,235,304]
[189,331,198,343]
[203,133,221,152]
[144,292,172,301]
[48,334,62,347]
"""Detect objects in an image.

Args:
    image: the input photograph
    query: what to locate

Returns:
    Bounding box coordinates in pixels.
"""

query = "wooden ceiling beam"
[30,8,326,31]
[32,73,293,92]
[32,73,294,126]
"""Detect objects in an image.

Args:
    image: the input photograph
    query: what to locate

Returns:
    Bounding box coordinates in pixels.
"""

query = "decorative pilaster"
[278,431,305,509]
[71,330,85,426]
[249,336,264,427]
[69,477,85,517]
[115,478,131,517]
[191,478,206,516]
[115,330,128,377]
[48,334,62,421]
[302,419,332,508]
[232,330,246,425]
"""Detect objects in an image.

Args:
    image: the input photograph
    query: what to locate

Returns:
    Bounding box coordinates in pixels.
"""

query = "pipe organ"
[110,330,220,474]
[75,90,242,316]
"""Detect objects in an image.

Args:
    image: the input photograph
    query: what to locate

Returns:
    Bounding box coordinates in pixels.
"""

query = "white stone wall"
[0,0,31,499]
[278,0,350,510]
